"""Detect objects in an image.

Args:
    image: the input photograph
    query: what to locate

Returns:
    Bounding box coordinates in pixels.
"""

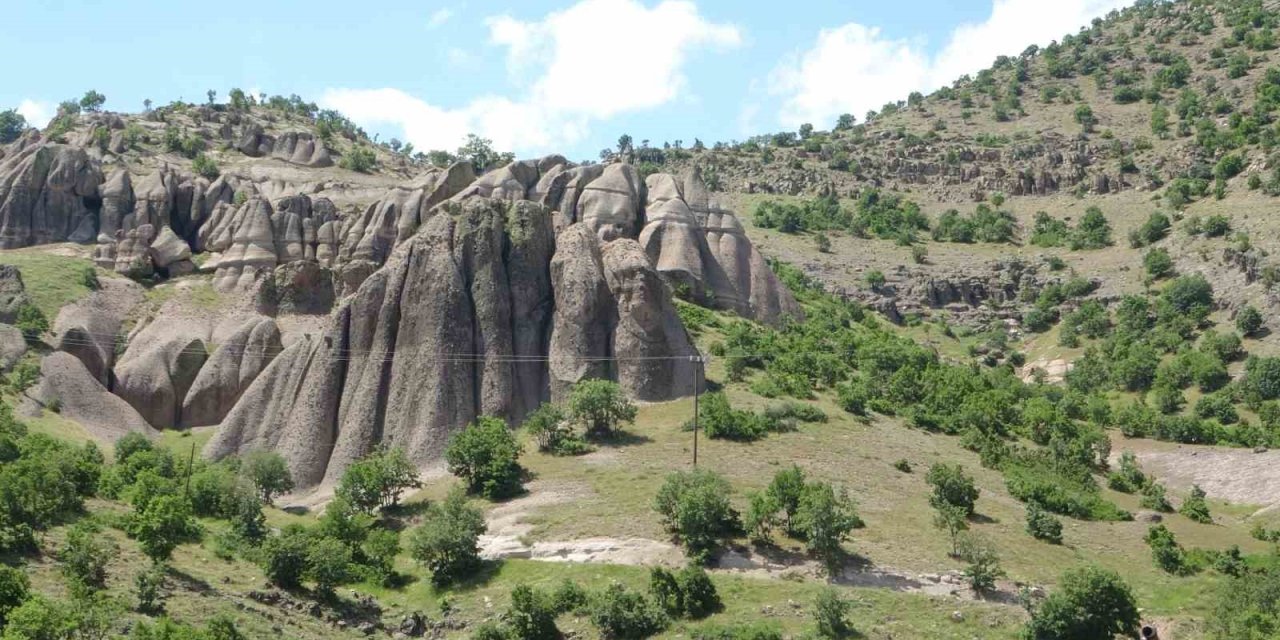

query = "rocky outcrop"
[0,324,26,372]
[52,277,145,385]
[235,126,332,168]
[255,261,335,315]
[114,334,209,428]
[201,194,342,291]
[180,317,282,428]
[0,265,30,324]
[207,196,697,488]
[0,143,103,249]
[36,352,156,441]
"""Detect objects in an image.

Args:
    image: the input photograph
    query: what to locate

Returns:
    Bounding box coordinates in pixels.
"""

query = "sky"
[2,0,1133,161]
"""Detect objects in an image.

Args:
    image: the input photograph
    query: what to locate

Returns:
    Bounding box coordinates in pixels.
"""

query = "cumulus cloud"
[427,8,454,29]
[17,99,53,128]
[769,0,1133,128]
[323,0,740,155]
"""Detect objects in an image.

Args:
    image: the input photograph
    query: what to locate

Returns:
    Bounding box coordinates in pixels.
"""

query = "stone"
[255,261,336,315]
[52,277,145,385]
[114,334,208,428]
[180,316,282,428]
[149,224,192,268]
[0,324,26,372]
[0,143,103,249]
[36,352,156,442]
[0,265,30,324]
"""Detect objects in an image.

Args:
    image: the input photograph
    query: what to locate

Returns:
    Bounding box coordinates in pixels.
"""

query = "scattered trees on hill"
[0,110,25,144]
[242,450,293,504]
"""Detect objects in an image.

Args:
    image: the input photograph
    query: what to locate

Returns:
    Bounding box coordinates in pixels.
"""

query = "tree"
[59,521,116,598]
[835,113,856,130]
[206,90,217,106]
[128,494,195,563]
[744,491,781,544]
[0,110,26,144]
[335,446,421,513]
[445,416,524,500]
[1023,566,1139,639]
[457,133,512,173]
[958,534,1005,593]
[305,537,352,596]
[408,488,486,587]
[523,402,587,455]
[590,582,668,640]
[2,595,71,640]
[766,466,806,533]
[508,584,559,640]
[1025,504,1063,544]
[934,502,969,557]
[798,123,814,139]
[1074,104,1095,130]
[79,90,106,112]
[813,588,852,639]
[228,88,251,111]
[864,270,886,289]
[568,379,638,439]
[339,146,377,172]
[134,563,166,614]
[260,527,310,588]
[926,463,979,515]
[1237,305,1264,337]
[0,564,28,627]
[1178,484,1212,524]
[653,470,738,562]
[794,482,862,576]
[242,450,294,504]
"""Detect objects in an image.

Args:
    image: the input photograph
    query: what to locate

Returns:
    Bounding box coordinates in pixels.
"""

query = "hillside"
[3,1,1280,640]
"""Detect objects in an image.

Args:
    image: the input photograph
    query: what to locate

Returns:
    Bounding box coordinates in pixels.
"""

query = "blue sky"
[2,0,1131,160]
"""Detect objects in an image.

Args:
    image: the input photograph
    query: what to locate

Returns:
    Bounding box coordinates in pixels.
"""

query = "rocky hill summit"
[0,100,799,487]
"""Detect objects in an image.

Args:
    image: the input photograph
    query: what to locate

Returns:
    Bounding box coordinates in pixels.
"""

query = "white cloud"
[427,8,454,29]
[768,0,1133,128]
[322,0,740,155]
[17,99,53,128]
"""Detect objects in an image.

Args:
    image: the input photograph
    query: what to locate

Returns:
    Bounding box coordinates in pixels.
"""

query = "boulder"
[0,265,30,323]
[36,352,156,442]
[149,225,192,268]
[0,324,26,372]
[574,163,643,237]
[112,225,156,278]
[180,317,282,428]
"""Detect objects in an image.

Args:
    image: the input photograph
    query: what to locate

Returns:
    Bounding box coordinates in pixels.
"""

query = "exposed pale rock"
[37,352,156,442]
[0,143,103,249]
[52,277,145,385]
[149,225,192,268]
[114,334,208,428]
[0,324,26,372]
[180,316,281,427]
[575,163,643,237]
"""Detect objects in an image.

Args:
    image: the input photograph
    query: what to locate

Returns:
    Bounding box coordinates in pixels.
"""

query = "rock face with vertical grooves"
[0,143,103,249]
[206,196,699,488]
[180,316,282,428]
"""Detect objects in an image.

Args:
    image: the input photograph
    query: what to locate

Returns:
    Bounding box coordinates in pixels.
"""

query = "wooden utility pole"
[691,354,704,467]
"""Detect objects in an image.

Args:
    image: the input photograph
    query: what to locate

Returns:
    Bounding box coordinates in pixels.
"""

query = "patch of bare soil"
[1126,444,1280,511]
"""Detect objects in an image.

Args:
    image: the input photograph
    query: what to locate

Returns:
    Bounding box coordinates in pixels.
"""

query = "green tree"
[1,595,70,640]
[1237,305,1264,337]
[408,488,486,587]
[1074,104,1096,130]
[794,482,862,576]
[958,534,1005,593]
[128,495,195,563]
[335,446,421,513]
[1143,248,1174,279]
[228,88,251,110]
[0,564,29,628]
[339,146,376,172]
[926,463,979,515]
[508,584,559,640]
[766,465,806,533]
[242,450,294,504]
[1023,566,1139,639]
[0,110,26,144]
[1178,484,1212,524]
[523,402,587,455]
[79,90,106,112]
[259,527,310,588]
[445,416,524,500]
[457,133,512,173]
[568,379,638,439]
[59,521,116,598]
[134,563,166,613]
[305,537,352,596]
[15,304,47,345]
[934,502,969,557]
[590,582,668,640]
[813,588,852,639]
[653,470,738,562]
[1025,504,1063,544]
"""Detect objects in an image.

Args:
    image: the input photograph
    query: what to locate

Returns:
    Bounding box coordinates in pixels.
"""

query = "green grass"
[0,248,101,317]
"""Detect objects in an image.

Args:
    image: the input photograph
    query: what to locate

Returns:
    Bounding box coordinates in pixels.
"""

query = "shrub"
[508,584,559,640]
[0,109,26,144]
[1129,211,1171,247]
[1179,484,1212,524]
[926,463,979,515]
[864,270,886,289]
[1145,524,1190,574]
[893,458,912,473]
[1237,305,1264,336]
[1106,452,1147,493]
[260,527,310,588]
[568,379,638,439]
[1195,394,1239,424]
[653,470,738,562]
[1210,560,1280,638]
[1070,207,1113,249]
[15,303,47,344]
[409,488,486,586]
[1023,566,1140,639]
[1143,247,1174,279]
[128,494,196,563]
[958,534,1005,593]
[78,266,99,291]
[59,520,116,597]
[242,450,294,504]
[335,446,421,513]
[0,564,29,627]
[340,146,377,172]
[590,583,669,640]
[813,588,852,639]
[305,536,353,595]
[795,482,862,575]
[134,563,166,613]
[524,402,588,455]
[676,565,721,618]
[1025,504,1064,544]
[1141,482,1173,513]
[445,416,524,500]
[191,153,220,179]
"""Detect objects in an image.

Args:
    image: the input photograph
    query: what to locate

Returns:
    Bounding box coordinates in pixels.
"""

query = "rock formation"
[36,352,156,442]
[52,277,145,385]
[180,317,282,427]
[0,265,30,324]
[0,143,103,249]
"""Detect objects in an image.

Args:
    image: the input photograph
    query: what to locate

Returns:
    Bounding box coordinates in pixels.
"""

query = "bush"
[795,482,863,575]
[1025,504,1063,544]
[242,450,294,504]
[59,520,116,597]
[925,463,979,515]
[305,536,353,595]
[1237,305,1264,336]
[1023,566,1140,639]
[508,584,559,640]
[590,583,669,640]
[864,270,886,289]
[191,153,220,179]
[1106,452,1147,493]
[893,459,912,473]
[1195,394,1239,424]
[1210,560,1280,638]
[1145,524,1190,574]
[653,470,738,562]
[1179,484,1212,524]
[1143,248,1174,279]
[523,402,588,456]
[340,146,377,172]
[1129,211,1171,247]
[568,379,638,439]
[14,303,47,344]
[445,416,524,500]
[134,563,166,613]
[335,446,421,513]
[676,565,721,618]
[1141,482,1173,513]
[813,588,852,639]
[0,564,29,627]
[1070,207,1113,249]
[0,109,26,144]
[260,527,310,588]
[408,488,486,587]
[128,494,196,563]
[958,534,1005,593]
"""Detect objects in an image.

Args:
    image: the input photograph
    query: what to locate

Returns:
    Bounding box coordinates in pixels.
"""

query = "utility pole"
[690,354,704,468]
